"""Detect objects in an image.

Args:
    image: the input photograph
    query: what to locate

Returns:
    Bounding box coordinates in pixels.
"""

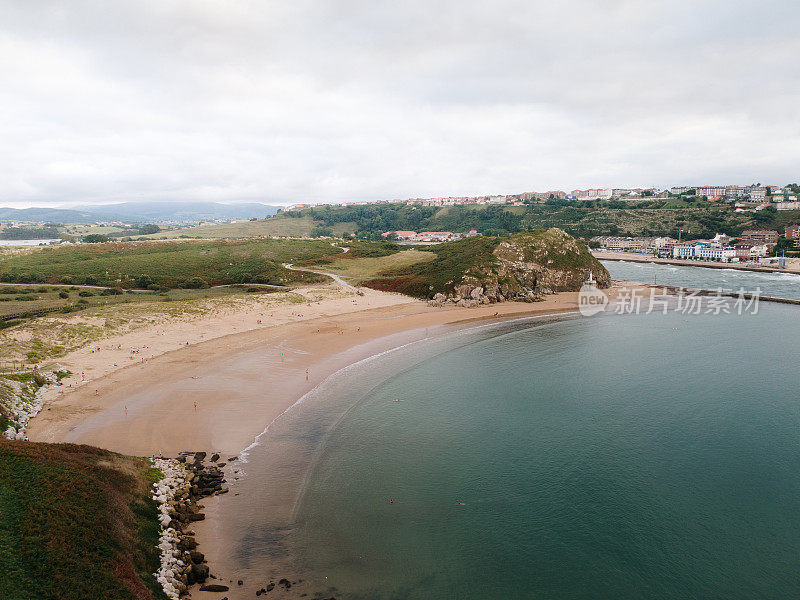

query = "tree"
[138,223,160,235]
[752,205,777,225]
[81,234,109,243]
[310,225,334,238]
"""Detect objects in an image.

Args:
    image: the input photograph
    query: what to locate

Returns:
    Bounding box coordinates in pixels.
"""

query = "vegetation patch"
[0,440,168,600]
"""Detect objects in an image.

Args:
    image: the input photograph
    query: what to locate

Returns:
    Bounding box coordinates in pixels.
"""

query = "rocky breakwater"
[1,369,60,440]
[428,228,610,307]
[151,452,231,598]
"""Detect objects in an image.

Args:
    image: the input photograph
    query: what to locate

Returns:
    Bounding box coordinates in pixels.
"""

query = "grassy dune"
[0,440,167,600]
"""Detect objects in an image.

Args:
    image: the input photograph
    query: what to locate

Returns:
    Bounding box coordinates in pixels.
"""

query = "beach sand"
[27,287,582,456]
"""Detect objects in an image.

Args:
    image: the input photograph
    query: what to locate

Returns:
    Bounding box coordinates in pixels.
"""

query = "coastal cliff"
[363,228,610,304]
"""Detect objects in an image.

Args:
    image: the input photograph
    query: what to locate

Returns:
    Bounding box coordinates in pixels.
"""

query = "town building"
[382,230,418,240]
[571,188,613,200]
[741,230,779,245]
[785,225,800,240]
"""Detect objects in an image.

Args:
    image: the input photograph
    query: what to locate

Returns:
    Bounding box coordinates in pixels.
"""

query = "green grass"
[0,238,366,290]
[321,249,436,283]
[0,441,168,600]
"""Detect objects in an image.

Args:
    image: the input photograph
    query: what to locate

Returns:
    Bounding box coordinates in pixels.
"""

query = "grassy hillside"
[0,440,167,600]
[0,239,389,290]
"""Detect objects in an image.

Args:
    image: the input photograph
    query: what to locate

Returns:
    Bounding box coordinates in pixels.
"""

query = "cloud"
[0,0,798,207]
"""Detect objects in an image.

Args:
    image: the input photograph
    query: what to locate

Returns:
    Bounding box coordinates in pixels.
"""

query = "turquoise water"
[288,306,800,599]
[601,259,800,300]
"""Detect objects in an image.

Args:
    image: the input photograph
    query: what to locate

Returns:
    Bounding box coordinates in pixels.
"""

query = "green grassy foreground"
[0,440,167,600]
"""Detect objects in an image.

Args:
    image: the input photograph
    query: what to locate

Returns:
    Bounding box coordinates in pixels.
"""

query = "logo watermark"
[578,283,609,316]
[580,285,761,317]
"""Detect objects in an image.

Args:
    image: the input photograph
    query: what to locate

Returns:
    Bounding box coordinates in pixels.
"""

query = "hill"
[136,215,357,240]
[0,202,283,225]
[0,440,167,600]
[275,201,793,239]
[362,228,609,301]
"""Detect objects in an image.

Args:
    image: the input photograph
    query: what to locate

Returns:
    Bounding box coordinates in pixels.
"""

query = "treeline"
[0,226,60,240]
[281,201,770,240]
[285,204,526,239]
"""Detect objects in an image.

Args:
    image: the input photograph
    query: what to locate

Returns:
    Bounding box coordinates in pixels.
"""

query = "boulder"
[191,563,209,583]
[199,583,229,592]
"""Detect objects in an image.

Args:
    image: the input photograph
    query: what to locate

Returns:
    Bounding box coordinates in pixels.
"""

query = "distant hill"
[0,201,283,224]
[0,207,97,223]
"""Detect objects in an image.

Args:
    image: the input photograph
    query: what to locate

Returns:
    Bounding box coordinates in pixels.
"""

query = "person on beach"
[193,401,197,412]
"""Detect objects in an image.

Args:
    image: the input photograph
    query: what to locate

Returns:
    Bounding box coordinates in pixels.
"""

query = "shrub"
[58,291,69,299]
[78,290,94,297]
[81,233,109,243]
[182,277,210,289]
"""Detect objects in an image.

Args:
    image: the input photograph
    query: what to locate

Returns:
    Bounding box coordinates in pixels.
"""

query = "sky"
[0,0,798,208]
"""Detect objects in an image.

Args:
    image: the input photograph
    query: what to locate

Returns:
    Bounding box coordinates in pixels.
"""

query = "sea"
[0,238,61,246]
[223,264,800,599]
[601,258,800,301]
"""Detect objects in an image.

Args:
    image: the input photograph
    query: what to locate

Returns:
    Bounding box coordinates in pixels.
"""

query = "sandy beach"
[22,281,588,598]
[27,286,582,456]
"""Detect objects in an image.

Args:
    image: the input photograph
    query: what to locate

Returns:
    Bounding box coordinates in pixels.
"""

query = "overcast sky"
[1,0,798,207]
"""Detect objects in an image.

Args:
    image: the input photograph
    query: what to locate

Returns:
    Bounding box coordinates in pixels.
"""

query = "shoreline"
[190,307,585,599]
[27,291,581,456]
[594,250,800,274]
[22,284,586,598]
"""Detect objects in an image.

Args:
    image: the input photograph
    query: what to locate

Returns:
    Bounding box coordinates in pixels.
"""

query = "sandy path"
[284,262,356,290]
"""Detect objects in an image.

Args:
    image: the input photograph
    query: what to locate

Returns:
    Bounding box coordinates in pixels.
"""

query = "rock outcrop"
[427,229,610,306]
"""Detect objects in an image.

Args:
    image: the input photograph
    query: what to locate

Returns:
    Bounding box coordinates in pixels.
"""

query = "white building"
[695,245,736,261]
[672,244,697,259]
[572,188,613,200]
